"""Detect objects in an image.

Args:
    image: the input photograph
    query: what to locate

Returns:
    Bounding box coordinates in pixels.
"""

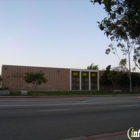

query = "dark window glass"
[72,71,80,90]
[81,72,89,90]
[91,72,97,90]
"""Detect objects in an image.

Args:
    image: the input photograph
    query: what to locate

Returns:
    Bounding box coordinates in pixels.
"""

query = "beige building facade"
[1,65,99,91]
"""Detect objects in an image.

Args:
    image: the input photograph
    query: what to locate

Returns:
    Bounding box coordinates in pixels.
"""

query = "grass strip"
[0,90,139,96]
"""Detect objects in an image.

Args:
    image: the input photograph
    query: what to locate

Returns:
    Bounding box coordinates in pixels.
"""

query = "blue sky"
[0,0,137,73]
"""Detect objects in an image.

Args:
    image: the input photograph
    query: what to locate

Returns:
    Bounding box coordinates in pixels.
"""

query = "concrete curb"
[0,95,93,98]
[0,94,140,98]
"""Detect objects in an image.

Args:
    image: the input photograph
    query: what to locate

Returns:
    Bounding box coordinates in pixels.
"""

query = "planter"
[21,90,28,95]
[0,90,10,95]
[113,90,122,92]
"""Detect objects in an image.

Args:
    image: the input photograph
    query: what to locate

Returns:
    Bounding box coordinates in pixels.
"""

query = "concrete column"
[80,71,81,90]
[97,71,100,90]
[89,71,91,90]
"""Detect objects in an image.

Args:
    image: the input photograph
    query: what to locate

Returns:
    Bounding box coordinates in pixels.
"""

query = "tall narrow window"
[72,71,80,90]
[81,72,89,90]
[91,72,97,90]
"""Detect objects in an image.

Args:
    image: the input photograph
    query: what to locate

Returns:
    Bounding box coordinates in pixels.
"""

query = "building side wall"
[2,65,70,91]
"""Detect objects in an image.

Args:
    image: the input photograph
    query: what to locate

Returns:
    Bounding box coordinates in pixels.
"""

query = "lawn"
[1,90,139,96]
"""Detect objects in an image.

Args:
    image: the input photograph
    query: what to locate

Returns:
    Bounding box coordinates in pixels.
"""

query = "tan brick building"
[1,65,99,91]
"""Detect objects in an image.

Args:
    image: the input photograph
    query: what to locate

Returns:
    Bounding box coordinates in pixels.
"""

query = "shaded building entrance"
[71,69,99,91]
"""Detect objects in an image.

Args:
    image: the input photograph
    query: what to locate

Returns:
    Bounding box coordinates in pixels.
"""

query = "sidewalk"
[61,131,128,140]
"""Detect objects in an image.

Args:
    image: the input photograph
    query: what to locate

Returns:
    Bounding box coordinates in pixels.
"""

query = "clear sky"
[0,0,138,73]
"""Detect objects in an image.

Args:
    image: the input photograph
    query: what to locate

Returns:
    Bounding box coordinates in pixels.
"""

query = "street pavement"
[0,96,140,140]
[61,131,127,140]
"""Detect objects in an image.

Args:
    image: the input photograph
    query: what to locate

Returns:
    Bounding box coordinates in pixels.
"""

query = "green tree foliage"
[90,0,140,41]
[120,73,129,87]
[91,0,140,70]
[119,72,140,89]
[108,70,122,89]
[24,71,48,91]
[105,42,133,91]
[100,65,112,85]
[87,63,99,70]
[133,46,140,69]
[100,65,140,91]
[106,41,140,70]
[131,73,140,87]
[105,43,128,69]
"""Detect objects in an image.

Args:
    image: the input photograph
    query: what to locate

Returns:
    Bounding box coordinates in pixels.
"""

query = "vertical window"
[91,72,97,90]
[81,72,89,90]
[72,71,80,90]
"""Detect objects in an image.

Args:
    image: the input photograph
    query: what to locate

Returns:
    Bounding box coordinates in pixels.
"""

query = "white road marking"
[1,101,139,108]
[41,101,103,106]
[39,109,71,112]
[0,101,103,108]
[0,105,32,107]
[119,104,140,108]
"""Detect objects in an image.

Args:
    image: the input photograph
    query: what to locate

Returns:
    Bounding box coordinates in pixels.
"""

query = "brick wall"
[2,65,70,91]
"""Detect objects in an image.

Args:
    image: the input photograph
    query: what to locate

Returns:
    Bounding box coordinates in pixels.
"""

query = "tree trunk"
[128,47,132,92]
[34,85,38,96]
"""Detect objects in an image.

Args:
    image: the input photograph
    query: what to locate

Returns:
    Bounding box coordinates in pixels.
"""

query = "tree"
[133,46,140,69]
[100,65,112,85]
[105,42,133,92]
[90,0,140,41]
[87,63,99,70]
[90,0,140,92]
[107,70,122,90]
[100,65,122,90]
[120,73,129,88]
[90,0,140,69]
[90,0,140,65]
[106,43,127,70]
[24,71,48,92]
[131,73,140,88]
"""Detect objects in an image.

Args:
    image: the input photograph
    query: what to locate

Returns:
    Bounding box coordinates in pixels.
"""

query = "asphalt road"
[0,96,140,140]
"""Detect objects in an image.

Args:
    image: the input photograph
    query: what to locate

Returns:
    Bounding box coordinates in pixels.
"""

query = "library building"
[1,65,99,91]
